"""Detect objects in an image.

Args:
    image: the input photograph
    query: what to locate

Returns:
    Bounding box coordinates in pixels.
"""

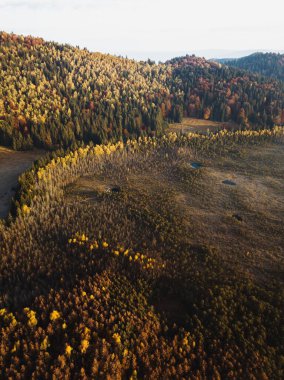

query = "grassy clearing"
[168,117,239,134]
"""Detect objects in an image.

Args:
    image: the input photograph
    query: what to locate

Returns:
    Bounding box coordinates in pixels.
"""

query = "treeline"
[0,32,284,149]
[220,52,284,82]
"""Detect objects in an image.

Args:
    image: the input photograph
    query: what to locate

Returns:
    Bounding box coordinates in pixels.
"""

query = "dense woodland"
[0,32,284,149]
[220,53,284,82]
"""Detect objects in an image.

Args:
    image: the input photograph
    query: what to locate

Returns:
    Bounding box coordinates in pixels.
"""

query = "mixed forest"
[0,32,284,150]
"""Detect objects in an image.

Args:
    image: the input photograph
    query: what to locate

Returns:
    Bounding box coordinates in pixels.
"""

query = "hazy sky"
[0,0,283,60]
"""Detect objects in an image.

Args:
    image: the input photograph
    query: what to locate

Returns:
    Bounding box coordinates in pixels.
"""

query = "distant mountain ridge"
[214,52,284,81]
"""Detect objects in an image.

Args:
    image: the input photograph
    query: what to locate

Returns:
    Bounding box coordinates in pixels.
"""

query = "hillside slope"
[0,32,284,149]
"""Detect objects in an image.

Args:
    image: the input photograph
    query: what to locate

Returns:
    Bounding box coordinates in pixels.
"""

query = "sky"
[0,0,283,61]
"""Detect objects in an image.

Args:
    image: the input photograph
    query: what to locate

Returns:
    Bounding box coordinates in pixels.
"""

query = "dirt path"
[0,147,44,219]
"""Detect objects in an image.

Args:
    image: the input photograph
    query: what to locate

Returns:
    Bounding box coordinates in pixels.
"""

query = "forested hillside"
[168,55,284,126]
[0,32,284,150]
[220,52,284,82]
[0,32,177,150]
